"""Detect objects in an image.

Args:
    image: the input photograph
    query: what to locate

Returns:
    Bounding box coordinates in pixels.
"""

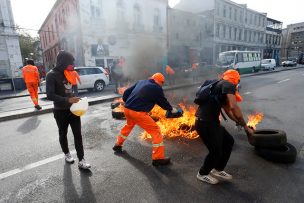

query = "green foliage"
[18,32,42,63]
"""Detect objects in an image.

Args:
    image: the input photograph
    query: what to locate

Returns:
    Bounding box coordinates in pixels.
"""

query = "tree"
[18,32,42,64]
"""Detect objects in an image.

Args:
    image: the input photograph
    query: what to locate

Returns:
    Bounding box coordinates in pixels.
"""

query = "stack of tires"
[111,101,125,119]
[248,129,297,163]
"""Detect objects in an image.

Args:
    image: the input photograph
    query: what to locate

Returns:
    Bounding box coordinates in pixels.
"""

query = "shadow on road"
[63,163,96,203]
[17,116,41,134]
[116,151,203,202]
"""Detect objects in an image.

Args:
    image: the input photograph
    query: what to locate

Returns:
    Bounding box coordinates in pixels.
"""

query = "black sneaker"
[112,145,123,152]
[152,157,171,166]
[35,105,42,110]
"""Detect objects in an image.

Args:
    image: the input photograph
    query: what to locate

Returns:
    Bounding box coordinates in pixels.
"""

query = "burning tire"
[248,129,287,148]
[112,110,125,119]
[255,143,297,163]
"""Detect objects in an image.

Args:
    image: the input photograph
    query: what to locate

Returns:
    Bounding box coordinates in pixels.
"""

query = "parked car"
[75,67,109,92]
[39,66,109,93]
[282,60,297,67]
[261,59,276,71]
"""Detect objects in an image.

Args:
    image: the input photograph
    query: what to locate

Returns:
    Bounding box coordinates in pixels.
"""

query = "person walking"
[112,73,178,166]
[22,59,41,110]
[46,50,90,170]
[195,69,254,184]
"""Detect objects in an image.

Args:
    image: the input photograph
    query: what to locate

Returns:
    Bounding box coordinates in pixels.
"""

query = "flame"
[247,112,264,130]
[140,103,198,140]
[117,83,131,95]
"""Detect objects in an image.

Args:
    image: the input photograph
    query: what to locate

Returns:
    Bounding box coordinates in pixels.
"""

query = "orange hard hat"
[151,72,165,86]
[222,69,240,85]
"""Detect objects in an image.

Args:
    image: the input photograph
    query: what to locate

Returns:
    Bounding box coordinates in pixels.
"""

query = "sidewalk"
[0,65,302,122]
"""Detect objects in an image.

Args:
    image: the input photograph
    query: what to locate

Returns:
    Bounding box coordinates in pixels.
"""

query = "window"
[91,0,102,19]
[235,28,237,40]
[154,8,161,27]
[176,33,179,40]
[223,25,226,38]
[216,24,220,37]
[239,29,242,40]
[237,53,243,62]
[134,4,142,26]
[244,30,247,41]
[234,9,237,21]
[243,53,248,62]
[223,5,226,17]
[240,11,243,23]
[229,27,232,39]
[229,7,232,19]
[117,0,125,22]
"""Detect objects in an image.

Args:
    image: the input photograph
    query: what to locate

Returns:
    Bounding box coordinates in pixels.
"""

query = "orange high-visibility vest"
[22,65,40,83]
[64,70,80,85]
[166,65,175,75]
[191,63,198,70]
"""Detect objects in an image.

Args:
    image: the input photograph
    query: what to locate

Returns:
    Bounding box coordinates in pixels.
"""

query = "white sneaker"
[210,169,232,181]
[65,153,75,164]
[196,172,219,185]
[78,159,91,170]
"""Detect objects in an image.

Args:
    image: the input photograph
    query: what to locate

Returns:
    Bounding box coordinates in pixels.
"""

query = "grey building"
[0,0,23,90]
[172,0,282,64]
[281,22,304,61]
[264,17,282,65]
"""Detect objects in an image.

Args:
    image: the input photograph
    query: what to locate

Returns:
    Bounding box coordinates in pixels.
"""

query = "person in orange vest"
[165,65,175,85]
[191,63,199,82]
[112,73,178,166]
[22,59,41,110]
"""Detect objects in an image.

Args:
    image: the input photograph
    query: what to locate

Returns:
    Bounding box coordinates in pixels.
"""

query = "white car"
[282,60,297,67]
[39,66,109,93]
[75,67,109,92]
[261,59,276,71]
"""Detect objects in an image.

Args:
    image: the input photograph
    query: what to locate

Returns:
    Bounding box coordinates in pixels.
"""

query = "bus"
[217,51,262,74]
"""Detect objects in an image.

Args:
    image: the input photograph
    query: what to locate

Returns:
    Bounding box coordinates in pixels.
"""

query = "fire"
[247,112,264,130]
[117,83,131,95]
[140,103,198,140]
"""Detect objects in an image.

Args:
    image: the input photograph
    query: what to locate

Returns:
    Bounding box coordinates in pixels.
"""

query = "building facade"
[0,0,23,89]
[172,0,282,64]
[39,0,168,78]
[264,17,282,65]
[281,22,304,60]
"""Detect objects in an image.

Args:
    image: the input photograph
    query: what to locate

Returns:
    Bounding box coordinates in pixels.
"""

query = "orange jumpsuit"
[115,74,172,160]
[22,65,40,106]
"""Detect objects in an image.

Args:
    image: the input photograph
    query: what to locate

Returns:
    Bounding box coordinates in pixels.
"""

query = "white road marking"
[244,92,252,95]
[0,150,76,180]
[277,78,290,84]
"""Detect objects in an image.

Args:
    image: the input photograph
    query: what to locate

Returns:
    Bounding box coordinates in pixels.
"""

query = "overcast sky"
[10,0,304,36]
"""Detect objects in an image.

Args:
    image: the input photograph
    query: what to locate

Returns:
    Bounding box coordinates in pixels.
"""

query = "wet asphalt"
[0,68,303,203]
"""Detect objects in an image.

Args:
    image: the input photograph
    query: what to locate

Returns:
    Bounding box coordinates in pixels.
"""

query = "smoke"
[123,37,165,80]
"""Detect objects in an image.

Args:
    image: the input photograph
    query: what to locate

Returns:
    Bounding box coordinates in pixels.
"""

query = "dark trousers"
[72,85,78,96]
[195,120,235,175]
[53,109,84,160]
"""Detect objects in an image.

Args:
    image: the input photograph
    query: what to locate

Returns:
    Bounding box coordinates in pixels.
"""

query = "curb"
[0,84,196,122]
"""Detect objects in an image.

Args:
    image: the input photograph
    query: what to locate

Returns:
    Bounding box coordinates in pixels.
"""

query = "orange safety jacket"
[22,65,40,83]
[64,70,80,85]
[166,65,175,75]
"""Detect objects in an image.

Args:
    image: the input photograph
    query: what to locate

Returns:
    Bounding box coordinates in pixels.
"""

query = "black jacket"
[46,51,75,109]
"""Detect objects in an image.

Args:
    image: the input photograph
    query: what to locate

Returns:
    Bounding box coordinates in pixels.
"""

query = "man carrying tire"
[195,69,254,184]
[112,73,178,166]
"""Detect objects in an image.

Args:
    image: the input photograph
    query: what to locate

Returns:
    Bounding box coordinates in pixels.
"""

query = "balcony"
[266,27,282,34]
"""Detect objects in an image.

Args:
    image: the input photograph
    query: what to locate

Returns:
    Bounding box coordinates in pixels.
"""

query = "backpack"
[194,79,228,121]
[194,79,220,105]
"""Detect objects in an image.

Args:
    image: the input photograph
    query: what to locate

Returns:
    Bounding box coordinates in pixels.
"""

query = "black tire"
[94,80,105,92]
[255,143,297,163]
[248,129,287,148]
[112,110,125,119]
[111,102,123,109]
